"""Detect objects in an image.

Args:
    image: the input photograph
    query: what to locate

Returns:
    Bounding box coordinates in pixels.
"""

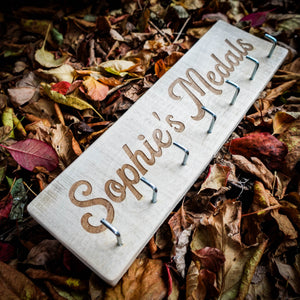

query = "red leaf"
[164,263,172,297]
[0,242,15,262]
[226,132,288,170]
[51,81,71,95]
[0,139,59,171]
[239,9,275,27]
[0,194,12,220]
[192,247,225,272]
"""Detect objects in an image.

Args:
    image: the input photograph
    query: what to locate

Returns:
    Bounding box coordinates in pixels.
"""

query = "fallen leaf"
[271,210,298,240]
[274,258,300,294]
[237,240,268,299]
[191,247,225,273]
[0,194,13,220]
[232,155,275,190]
[35,25,69,68]
[104,258,167,299]
[41,82,104,120]
[186,261,206,300]
[227,132,288,170]
[155,59,167,78]
[179,0,205,10]
[0,242,15,262]
[190,200,268,299]
[51,81,71,95]
[273,111,297,135]
[186,27,211,39]
[0,139,59,172]
[278,119,300,175]
[50,124,79,169]
[82,76,109,101]
[279,200,300,230]
[200,164,231,192]
[38,64,75,83]
[239,10,274,27]
[8,87,39,106]
[99,59,136,77]
[0,260,48,299]
[26,268,88,291]
[9,178,28,221]
[1,107,14,139]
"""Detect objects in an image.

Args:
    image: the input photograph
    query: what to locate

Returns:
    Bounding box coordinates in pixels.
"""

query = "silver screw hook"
[225,80,240,105]
[202,106,217,134]
[173,142,189,165]
[264,34,277,58]
[101,219,123,246]
[245,55,259,80]
[140,177,158,203]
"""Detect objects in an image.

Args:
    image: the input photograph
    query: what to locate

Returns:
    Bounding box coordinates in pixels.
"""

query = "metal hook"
[140,177,158,203]
[202,106,217,134]
[173,142,189,165]
[245,55,259,80]
[101,219,123,246]
[225,80,240,105]
[264,34,277,58]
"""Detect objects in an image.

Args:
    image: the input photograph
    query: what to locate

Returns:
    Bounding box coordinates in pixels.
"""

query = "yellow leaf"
[41,83,104,120]
[99,59,136,77]
[1,107,14,139]
[82,76,109,101]
[273,111,296,135]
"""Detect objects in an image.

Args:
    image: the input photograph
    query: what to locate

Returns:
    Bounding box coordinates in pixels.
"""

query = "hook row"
[100,34,278,246]
[201,33,277,133]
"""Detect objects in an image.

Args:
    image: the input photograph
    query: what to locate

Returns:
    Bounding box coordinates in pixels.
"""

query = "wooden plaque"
[28,21,287,286]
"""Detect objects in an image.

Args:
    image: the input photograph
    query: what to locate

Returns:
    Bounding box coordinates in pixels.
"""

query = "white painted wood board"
[28,20,288,286]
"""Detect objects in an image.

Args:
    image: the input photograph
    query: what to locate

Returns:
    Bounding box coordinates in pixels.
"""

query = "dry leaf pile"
[0,0,300,299]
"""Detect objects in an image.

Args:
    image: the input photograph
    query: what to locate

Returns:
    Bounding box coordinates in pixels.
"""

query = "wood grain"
[28,20,288,286]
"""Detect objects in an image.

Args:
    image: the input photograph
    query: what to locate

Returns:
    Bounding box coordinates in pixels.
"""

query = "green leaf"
[35,24,68,68]
[41,83,104,120]
[51,27,64,46]
[9,178,28,221]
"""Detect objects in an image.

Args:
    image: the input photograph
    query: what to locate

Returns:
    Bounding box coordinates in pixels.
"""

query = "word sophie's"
[28,21,287,286]
[69,38,254,234]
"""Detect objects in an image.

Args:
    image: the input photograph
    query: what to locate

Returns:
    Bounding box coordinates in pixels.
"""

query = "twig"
[148,20,172,44]
[23,181,38,197]
[242,204,281,217]
[174,16,191,44]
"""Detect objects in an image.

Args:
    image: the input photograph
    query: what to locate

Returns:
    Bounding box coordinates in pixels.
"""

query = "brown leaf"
[271,210,298,240]
[191,247,225,273]
[279,200,300,230]
[278,118,300,175]
[274,258,300,294]
[82,76,109,101]
[264,80,297,102]
[8,87,39,106]
[0,260,48,299]
[104,258,167,299]
[200,164,231,192]
[273,111,297,135]
[232,155,275,190]
[50,124,79,169]
[190,200,268,299]
[169,206,194,277]
[252,181,279,211]
[26,268,89,291]
[25,239,63,267]
[186,261,206,300]
[282,57,300,73]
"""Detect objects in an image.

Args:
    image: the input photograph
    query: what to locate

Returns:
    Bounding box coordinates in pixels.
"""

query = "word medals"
[28,21,288,286]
